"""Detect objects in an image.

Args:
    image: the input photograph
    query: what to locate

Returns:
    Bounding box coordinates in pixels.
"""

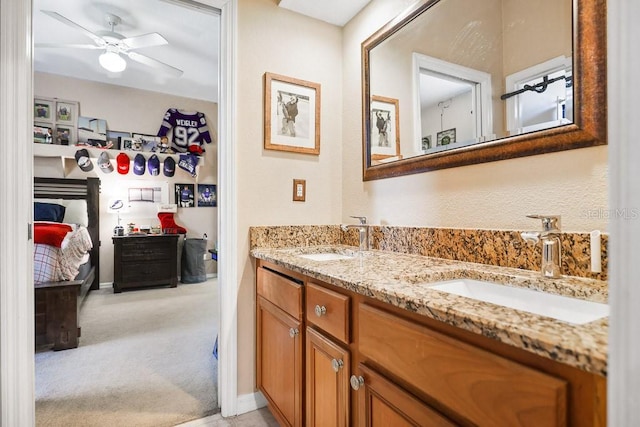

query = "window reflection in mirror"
[367,0,573,165]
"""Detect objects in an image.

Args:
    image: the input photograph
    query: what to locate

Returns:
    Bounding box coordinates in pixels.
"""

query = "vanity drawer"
[358,303,567,427]
[306,282,350,344]
[257,267,303,320]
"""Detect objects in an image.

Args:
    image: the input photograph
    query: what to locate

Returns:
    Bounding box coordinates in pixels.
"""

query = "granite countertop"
[251,245,608,377]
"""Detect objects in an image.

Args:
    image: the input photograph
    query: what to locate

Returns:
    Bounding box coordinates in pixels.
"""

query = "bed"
[34,177,100,350]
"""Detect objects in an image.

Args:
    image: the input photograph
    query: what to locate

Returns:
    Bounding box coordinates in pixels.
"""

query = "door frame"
[0,0,240,424]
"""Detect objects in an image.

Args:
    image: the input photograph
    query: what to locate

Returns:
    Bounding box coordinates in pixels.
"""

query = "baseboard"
[236,391,267,415]
[100,276,216,289]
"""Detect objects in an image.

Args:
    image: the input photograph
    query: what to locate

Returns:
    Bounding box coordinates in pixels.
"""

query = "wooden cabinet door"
[306,327,350,427]
[354,364,457,427]
[256,296,303,427]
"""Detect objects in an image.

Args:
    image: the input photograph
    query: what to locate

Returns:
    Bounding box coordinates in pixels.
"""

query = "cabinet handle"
[331,358,344,372]
[289,328,299,338]
[350,375,365,390]
[314,305,327,317]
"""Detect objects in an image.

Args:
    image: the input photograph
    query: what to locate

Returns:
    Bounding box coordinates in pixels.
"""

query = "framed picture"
[197,184,217,207]
[34,100,53,122]
[370,95,400,160]
[436,128,456,146]
[132,133,161,152]
[264,72,320,155]
[120,137,137,151]
[33,125,52,144]
[54,125,76,145]
[106,130,131,149]
[78,116,107,146]
[55,101,78,124]
[175,183,195,208]
[421,135,432,152]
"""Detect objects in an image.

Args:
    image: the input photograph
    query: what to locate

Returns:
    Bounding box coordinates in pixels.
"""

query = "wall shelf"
[33,143,201,177]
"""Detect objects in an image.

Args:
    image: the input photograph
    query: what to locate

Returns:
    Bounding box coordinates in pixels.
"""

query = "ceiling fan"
[36,10,184,77]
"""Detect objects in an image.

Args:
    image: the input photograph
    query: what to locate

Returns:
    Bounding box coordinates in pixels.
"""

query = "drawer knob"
[289,328,300,338]
[331,358,344,373]
[314,305,327,317]
[350,375,365,391]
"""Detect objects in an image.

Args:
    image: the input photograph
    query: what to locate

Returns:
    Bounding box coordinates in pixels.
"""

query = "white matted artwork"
[370,95,400,160]
[264,72,320,155]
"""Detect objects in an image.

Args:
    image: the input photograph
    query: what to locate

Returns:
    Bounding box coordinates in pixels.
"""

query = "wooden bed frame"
[34,177,100,350]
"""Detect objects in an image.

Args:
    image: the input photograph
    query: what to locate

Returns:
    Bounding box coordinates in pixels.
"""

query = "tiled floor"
[177,407,279,427]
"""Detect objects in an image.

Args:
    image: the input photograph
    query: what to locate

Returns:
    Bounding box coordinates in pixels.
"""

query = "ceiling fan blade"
[35,43,103,49]
[126,51,184,77]
[122,33,168,50]
[41,10,105,47]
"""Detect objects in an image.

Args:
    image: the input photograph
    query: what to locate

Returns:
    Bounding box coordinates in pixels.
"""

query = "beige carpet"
[35,279,219,427]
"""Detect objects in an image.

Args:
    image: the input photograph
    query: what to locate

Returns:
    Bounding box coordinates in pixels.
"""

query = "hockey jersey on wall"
[157,108,212,154]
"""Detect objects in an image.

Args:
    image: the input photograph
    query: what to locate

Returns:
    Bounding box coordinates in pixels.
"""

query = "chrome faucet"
[341,216,369,252]
[521,214,562,278]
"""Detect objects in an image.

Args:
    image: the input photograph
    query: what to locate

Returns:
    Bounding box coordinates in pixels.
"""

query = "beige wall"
[235,0,343,394]
[342,0,608,233]
[34,72,219,282]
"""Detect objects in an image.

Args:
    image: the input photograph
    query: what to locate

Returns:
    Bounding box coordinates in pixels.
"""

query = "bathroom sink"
[429,279,609,325]
[298,253,354,261]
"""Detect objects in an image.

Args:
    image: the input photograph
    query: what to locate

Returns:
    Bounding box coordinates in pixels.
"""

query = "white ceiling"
[278,0,371,27]
[33,0,370,103]
[33,0,220,102]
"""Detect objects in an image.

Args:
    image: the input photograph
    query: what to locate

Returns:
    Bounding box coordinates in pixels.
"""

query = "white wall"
[235,0,343,394]
[34,72,219,281]
[342,0,608,233]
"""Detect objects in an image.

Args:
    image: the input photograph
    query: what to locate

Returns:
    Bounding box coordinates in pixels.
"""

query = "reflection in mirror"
[362,0,605,181]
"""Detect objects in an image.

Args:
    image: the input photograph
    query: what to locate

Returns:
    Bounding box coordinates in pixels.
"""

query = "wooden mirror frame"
[361,0,606,181]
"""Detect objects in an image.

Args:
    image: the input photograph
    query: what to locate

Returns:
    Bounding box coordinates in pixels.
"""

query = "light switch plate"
[293,179,306,202]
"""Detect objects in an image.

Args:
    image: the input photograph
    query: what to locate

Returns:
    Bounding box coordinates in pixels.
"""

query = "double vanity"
[252,239,608,426]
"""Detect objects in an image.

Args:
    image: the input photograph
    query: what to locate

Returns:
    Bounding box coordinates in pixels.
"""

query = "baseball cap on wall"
[116,153,130,174]
[97,151,114,173]
[75,149,93,172]
[163,156,176,177]
[147,154,160,176]
[133,154,146,176]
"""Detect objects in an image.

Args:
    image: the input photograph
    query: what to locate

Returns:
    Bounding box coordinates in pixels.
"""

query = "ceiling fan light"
[99,51,126,73]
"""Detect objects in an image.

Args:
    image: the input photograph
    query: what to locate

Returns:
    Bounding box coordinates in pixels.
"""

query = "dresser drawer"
[306,282,350,344]
[358,303,567,427]
[121,261,174,282]
[119,239,175,262]
[257,267,302,320]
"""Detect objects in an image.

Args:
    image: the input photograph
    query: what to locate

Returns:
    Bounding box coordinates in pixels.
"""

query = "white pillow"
[36,198,89,226]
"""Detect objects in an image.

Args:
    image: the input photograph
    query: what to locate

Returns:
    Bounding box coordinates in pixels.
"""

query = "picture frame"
[55,101,78,124]
[78,116,108,146]
[106,130,131,150]
[33,97,79,146]
[436,128,456,146]
[197,184,217,207]
[370,95,400,160]
[132,133,161,153]
[120,137,138,151]
[34,100,53,122]
[264,72,321,155]
[421,135,432,152]
[175,183,195,208]
[54,125,76,146]
[33,124,52,144]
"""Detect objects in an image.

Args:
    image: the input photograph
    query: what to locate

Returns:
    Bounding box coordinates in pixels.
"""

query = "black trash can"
[181,237,207,283]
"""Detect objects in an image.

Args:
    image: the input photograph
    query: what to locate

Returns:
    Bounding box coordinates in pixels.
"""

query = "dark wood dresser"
[112,234,179,293]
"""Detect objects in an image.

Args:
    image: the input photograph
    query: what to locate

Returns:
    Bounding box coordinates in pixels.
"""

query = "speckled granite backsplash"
[249,225,608,280]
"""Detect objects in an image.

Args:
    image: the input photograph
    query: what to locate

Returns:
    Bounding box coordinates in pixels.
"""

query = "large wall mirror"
[362,0,606,180]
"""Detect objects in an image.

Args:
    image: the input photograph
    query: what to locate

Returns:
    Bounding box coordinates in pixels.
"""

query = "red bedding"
[34,222,73,247]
